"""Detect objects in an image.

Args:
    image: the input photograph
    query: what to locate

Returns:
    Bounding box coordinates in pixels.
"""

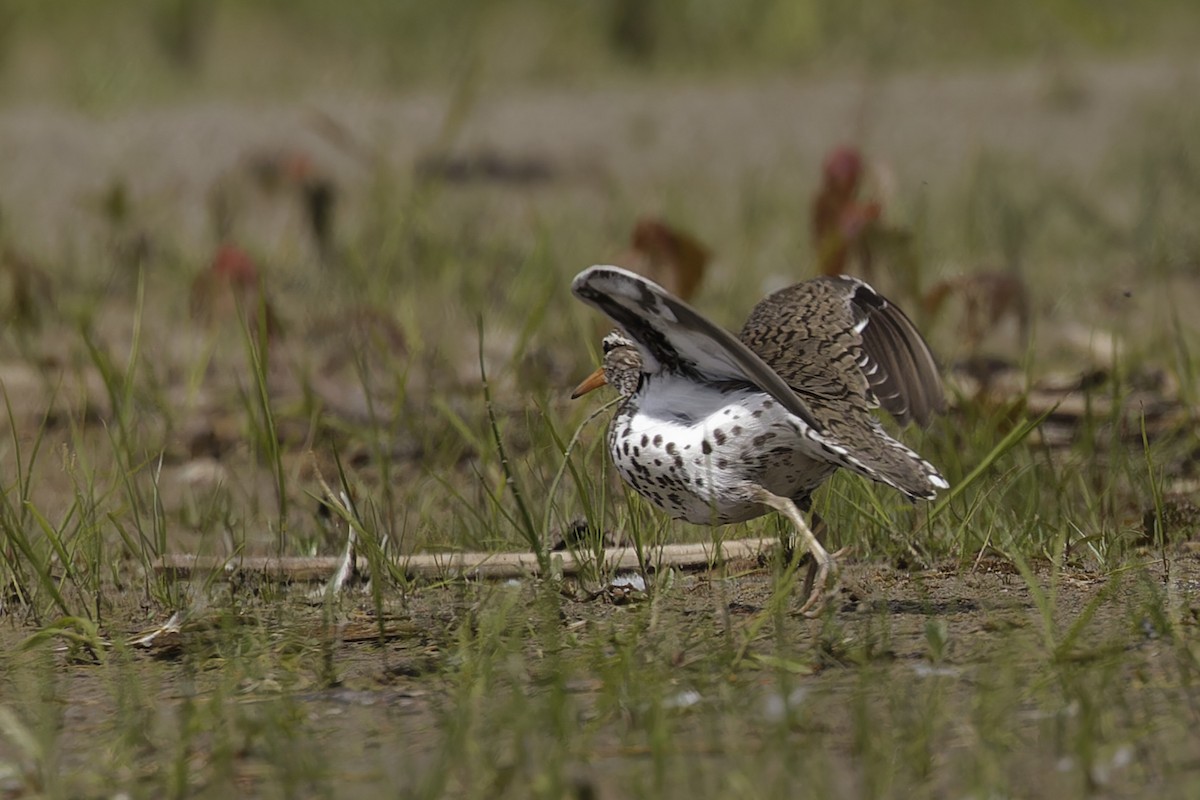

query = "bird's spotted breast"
[608,378,835,525]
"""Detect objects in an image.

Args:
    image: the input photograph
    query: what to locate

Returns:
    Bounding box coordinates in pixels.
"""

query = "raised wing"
[572,265,824,433]
[849,279,945,426]
[740,276,944,427]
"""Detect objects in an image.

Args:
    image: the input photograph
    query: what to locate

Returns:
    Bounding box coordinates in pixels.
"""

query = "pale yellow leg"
[751,487,840,617]
[800,511,828,601]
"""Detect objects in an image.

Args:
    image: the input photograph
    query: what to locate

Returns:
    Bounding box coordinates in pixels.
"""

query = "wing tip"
[573,263,642,286]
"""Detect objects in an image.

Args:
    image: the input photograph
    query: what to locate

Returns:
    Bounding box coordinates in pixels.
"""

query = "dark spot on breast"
[674,456,684,469]
[731,425,743,436]
[653,434,663,447]
[752,409,764,419]
[696,477,703,487]
[654,458,662,467]
[713,429,727,445]
[762,400,774,409]
[752,432,777,446]
[633,446,640,458]
[622,441,630,456]
[717,459,728,469]
[641,434,649,448]
[702,440,713,455]
[666,442,678,456]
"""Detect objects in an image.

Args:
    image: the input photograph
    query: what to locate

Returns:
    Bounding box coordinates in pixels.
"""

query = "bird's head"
[571,330,642,399]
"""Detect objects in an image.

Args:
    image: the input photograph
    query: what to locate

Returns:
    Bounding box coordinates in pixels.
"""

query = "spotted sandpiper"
[571,265,946,615]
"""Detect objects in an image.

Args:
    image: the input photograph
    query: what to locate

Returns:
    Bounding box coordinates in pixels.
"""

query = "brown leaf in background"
[622,216,710,301]
[922,271,1031,353]
[0,248,54,330]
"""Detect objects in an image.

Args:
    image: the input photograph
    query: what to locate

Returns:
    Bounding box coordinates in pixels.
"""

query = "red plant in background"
[190,243,280,339]
[210,147,337,264]
[210,243,258,286]
[811,145,882,277]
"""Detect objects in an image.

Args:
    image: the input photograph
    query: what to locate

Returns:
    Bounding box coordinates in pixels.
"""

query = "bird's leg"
[776,497,815,567]
[751,487,839,617]
[801,510,829,600]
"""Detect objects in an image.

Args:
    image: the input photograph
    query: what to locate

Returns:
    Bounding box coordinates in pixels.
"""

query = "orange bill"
[570,367,608,399]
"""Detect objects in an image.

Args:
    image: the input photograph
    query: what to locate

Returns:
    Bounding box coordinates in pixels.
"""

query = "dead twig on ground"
[153,537,780,583]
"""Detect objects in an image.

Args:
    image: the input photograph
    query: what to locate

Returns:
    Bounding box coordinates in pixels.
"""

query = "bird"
[570,265,947,615]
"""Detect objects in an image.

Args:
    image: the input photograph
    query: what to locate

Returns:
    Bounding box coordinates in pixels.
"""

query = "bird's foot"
[798,548,840,618]
[801,544,849,614]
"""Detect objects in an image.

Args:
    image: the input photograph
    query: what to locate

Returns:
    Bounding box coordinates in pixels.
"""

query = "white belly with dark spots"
[608,378,836,525]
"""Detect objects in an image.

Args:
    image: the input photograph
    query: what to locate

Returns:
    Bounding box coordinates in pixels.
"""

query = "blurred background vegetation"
[2,0,1199,105]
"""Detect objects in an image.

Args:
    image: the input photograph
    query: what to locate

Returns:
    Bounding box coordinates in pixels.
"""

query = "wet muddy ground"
[3,550,1198,798]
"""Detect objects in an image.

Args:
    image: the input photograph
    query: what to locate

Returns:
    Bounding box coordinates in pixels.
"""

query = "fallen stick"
[153,537,780,582]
